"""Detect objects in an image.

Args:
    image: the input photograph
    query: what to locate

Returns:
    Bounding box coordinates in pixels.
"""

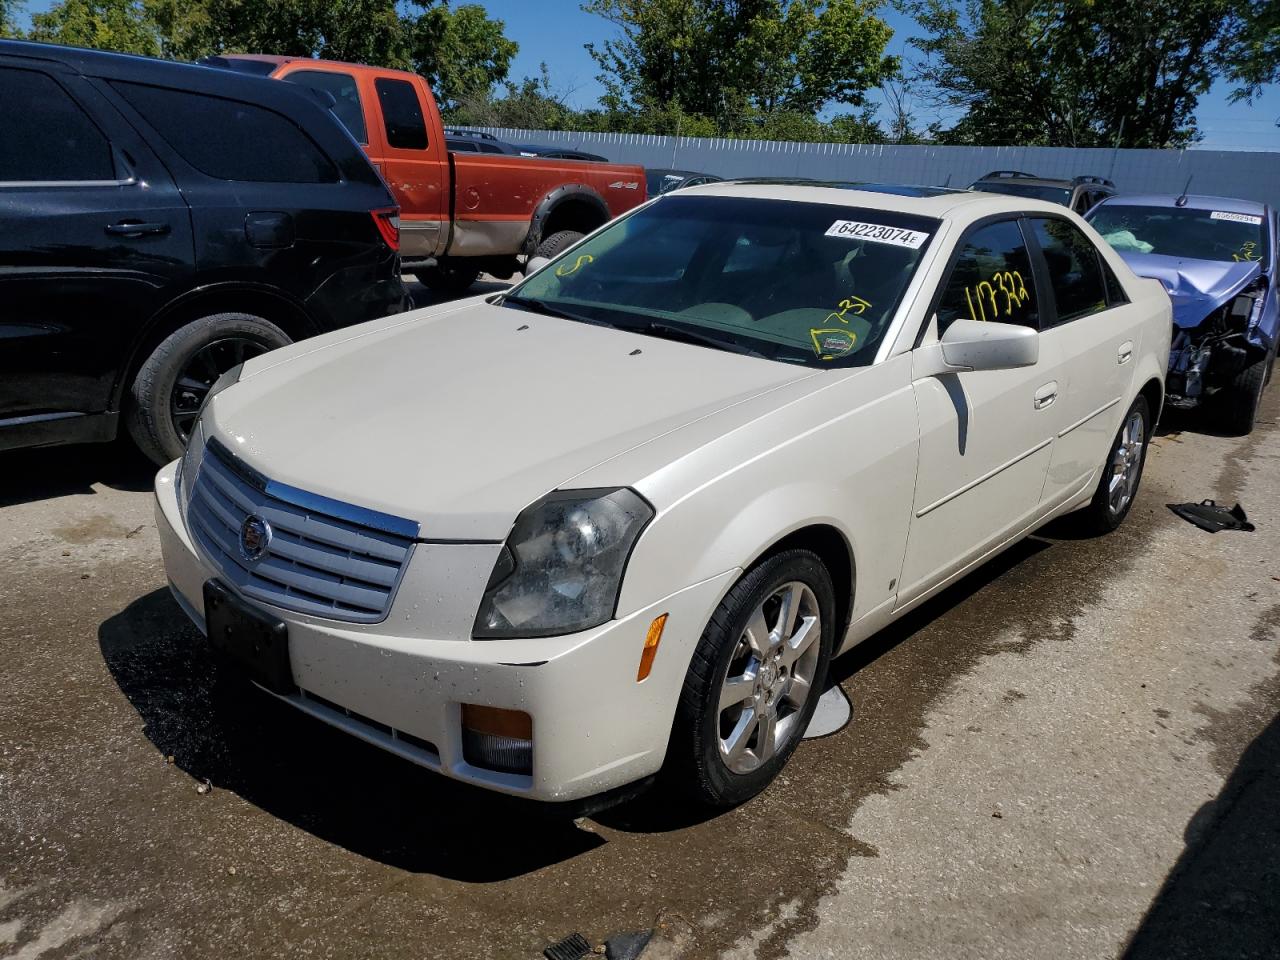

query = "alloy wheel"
[1108,409,1145,516]
[170,337,267,443]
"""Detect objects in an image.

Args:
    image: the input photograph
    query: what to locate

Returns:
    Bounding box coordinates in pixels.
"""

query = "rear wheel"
[667,549,835,808]
[535,229,585,260]
[127,313,290,465]
[1069,395,1150,535]
[418,260,481,298]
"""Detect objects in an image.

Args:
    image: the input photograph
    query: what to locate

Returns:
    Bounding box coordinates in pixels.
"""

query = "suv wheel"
[127,312,290,465]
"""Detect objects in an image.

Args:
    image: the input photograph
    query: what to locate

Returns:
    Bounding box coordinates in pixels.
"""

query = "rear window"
[113,81,339,183]
[374,78,427,150]
[283,69,367,145]
[0,67,113,182]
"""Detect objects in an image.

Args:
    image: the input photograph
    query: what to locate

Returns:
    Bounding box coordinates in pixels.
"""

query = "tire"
[1070,394,1151,535]
[667,549,837,808]
[127,313,290,466]
[1223,352,1270,436]
[418,260,481,298]
[535,229,585,260]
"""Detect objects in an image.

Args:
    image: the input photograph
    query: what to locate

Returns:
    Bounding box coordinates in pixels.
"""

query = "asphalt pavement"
[2,285,1277,959]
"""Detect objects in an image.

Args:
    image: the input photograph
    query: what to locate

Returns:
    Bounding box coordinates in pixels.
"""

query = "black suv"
[0,41,409,464]
[968,170,1116,215]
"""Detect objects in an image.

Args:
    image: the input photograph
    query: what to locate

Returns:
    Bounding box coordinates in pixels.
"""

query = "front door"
[0,62,193,426]
[898,218,1063,602]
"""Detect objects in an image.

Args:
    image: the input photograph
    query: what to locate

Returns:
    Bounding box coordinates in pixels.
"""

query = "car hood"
[204,300,810,540]
[1117,252,1261,329]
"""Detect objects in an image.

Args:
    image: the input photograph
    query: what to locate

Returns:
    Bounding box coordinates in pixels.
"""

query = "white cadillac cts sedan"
[155,182,1171,809]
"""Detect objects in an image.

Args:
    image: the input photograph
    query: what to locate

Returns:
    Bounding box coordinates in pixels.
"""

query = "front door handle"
[106,220,170,237]
[1117,340,1134,364]
[1034,381,1058,410]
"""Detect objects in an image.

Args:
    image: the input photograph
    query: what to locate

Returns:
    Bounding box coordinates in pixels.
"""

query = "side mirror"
[937,318,1039,372]
[525,256,551,276]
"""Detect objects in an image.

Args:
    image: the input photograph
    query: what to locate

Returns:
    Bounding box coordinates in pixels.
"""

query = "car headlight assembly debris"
[473,488,654,639]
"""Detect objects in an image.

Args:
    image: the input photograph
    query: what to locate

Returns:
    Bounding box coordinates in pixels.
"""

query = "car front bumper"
[154,461,735,802]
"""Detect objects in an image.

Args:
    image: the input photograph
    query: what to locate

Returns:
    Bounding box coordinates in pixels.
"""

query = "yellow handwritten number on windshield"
[555,254,594,277]
[825,295,872,325]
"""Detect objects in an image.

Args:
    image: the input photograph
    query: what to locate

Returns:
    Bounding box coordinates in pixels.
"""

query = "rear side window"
[937,220,1039,331]
[113,82,338,183]
[374,78,427,150]
[0,67,113,182]
[284,69,367,144]
[1029,218,1108,323]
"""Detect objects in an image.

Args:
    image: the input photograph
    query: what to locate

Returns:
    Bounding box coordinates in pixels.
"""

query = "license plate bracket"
[203,580,295,695]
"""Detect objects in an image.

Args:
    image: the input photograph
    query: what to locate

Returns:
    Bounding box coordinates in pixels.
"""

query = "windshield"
[508,195,938,368]
[972,181,1072,205]
[1087,204,1267,264]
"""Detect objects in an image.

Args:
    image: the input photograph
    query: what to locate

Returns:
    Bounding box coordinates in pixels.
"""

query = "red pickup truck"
[204,55,648,295]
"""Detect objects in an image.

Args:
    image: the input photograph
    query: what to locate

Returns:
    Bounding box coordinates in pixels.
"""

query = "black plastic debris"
[543,932,593,960]
[605,930,654,960]
[1167,500,1256,533]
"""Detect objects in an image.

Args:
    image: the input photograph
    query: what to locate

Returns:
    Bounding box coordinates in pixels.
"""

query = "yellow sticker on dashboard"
[555,254,594,277]
[811,328,858,360]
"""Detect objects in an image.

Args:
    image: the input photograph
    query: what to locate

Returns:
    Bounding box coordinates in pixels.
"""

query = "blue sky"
[19,0,1279,150]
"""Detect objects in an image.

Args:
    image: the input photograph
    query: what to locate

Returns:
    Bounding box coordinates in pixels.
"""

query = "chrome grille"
[187,439,417,623]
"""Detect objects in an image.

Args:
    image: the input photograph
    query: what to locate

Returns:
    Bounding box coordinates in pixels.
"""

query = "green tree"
[1,0,21,37]
[903,0,1264,148]
[406,2,518,109]
[582,0,897,131]
[1225,3,1279,103]
[27,0,162,54]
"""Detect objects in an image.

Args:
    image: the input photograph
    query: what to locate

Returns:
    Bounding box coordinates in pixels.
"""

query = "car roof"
[680,179,1072,220]
[1093,193,1269,216]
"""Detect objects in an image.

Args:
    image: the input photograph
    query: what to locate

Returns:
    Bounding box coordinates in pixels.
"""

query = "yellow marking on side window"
[963,270,1030,322]
[555,254,594,277]
[825,295,872,325]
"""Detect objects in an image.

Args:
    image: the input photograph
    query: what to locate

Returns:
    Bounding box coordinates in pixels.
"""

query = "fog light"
[461,704,532,775]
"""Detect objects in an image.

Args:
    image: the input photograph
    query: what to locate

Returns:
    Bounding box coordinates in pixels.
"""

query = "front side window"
[113,82,338,183]
[374,78,427,150]
[0,67,113,182]
[1088,204,1267,264]
[284,69,367,144]
[511,195,938,368]
[937,220,1039,332]
[1030,218,1108,323]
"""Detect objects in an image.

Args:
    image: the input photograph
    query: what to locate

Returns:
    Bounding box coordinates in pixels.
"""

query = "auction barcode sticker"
[1210,211,1263,225]
[825,220,929,248]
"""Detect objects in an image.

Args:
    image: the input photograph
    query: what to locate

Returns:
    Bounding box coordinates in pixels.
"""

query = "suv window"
[1029,218,1108,323]
[937,220,1039,331]
[0,67,113,182]
[284,69,367,144]
[113,82,338,183]
[374,78,427,150]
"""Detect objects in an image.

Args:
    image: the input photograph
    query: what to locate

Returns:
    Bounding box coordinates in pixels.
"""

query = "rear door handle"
[106,220,170,237]
[1034,381,1058,410]
[1117,341,1134,364]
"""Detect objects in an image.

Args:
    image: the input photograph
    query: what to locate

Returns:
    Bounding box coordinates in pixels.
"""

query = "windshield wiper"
[501,294,607,327]
[626,321,772,360]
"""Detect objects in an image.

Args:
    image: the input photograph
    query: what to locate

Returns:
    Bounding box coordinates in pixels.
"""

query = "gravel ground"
[2,287,1277,959]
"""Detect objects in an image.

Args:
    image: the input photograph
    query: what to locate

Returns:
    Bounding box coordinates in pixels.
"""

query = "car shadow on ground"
[0,439,155,508]
[1122,699,1280,958]
[97,588,604,882]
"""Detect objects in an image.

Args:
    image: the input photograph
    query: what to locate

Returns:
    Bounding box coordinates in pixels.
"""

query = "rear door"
[899,218,1064,601]
[0,59,193,425]
[1028,215,1145,506]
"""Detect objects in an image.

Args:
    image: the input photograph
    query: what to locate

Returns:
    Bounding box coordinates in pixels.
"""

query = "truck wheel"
[419,261,481,298]
[535,230,585,260]
[127,313,290,466]
[666,549,835,809]
[1223,352,1269,436]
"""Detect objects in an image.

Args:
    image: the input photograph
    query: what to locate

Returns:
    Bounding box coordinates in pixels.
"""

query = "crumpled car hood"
[1118,253,1261,329]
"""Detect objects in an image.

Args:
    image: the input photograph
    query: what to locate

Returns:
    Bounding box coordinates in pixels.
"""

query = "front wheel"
[1069,395,1151,535]
[1222,351,1270,436]
[667,549,836,808]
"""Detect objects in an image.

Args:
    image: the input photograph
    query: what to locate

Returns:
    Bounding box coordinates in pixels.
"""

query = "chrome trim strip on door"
[915,437,1054,518]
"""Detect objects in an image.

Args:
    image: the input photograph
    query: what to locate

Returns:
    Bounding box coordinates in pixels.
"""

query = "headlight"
[472,488,654,639]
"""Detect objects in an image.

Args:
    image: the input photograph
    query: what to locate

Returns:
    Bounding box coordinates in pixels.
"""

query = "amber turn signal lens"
[636,613,668,682]
[461,704,532,740]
